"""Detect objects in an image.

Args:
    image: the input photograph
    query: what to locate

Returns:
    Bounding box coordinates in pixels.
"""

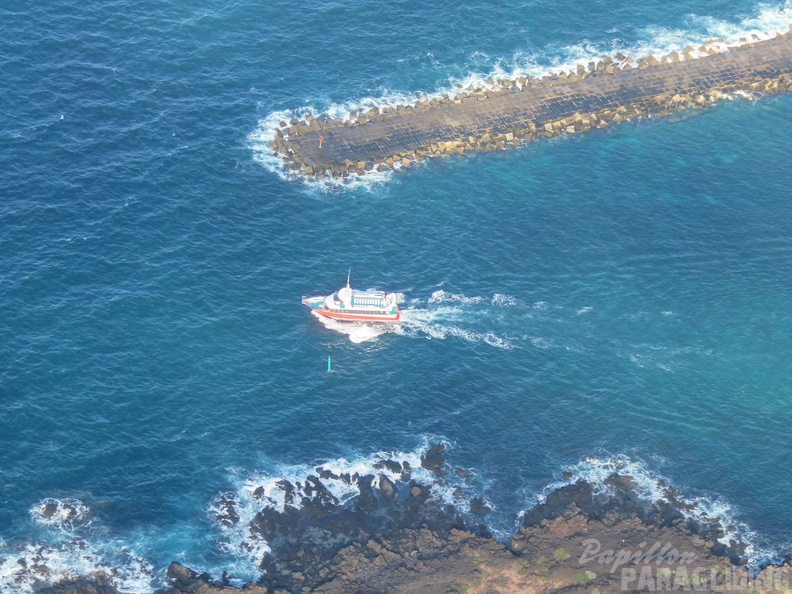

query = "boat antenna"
[347,267,351,289]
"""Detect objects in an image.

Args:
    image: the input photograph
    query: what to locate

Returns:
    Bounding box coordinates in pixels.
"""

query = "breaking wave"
[247,108,396,192]
[30,498,92,531]
[0,499,154,594]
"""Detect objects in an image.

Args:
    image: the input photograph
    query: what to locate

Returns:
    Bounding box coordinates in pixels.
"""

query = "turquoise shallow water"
[2,0,792,590]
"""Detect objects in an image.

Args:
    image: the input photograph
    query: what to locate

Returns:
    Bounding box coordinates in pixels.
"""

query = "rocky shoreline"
[267,28,792,182]
[27,444,792,593]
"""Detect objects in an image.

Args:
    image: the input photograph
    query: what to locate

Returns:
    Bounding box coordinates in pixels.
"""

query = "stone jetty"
[268,28,792,180]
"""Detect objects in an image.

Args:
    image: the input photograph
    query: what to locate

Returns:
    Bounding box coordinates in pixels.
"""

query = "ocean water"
[2,0,792,590]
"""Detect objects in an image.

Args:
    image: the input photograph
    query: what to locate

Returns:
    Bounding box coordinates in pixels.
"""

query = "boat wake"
[310,290,517,349]
[397,305,516,350]
[310,290,706,370]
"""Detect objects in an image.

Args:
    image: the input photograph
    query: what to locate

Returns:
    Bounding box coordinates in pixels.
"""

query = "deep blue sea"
[2,0,792,590]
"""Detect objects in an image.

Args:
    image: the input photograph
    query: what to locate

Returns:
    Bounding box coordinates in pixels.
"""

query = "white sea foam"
[529,336,551,349]
[686,3,792,47]
[492,293,517,307]
[0,500,155,594]
[537,455,670,504]
[628,352,667,370]
[398,300,515,350]
[476,3,792,84]
[399,318,515,350]
[248,108,396,193]
[0,542,153,594]
[30,498,92,532]
[524,335,584,353]
[250,3,792,187]
[208,490,271,575]
[624,344,712,371]
[428,289,485,305]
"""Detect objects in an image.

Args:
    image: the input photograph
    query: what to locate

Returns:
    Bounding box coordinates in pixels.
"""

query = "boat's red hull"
[310,308,401,323]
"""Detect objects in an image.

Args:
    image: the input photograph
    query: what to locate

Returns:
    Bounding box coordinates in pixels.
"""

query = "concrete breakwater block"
[271,30,792,181]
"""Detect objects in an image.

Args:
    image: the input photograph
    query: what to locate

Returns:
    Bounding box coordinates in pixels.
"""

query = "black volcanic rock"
[251,504,301,538]
[379,474,397,501]
[420,443,447,474]
[212,492,239,526]
[165,562,201,589]
[41,503,59,519]
[316,466,341,481]
[521,474,697,532]
[37,499,89,525]
[356,474,378,511]
[373,459,402,473]
[522,480,596,526]
[301,476,339,514]
[243,453,482,593]
[276,479,295,504]
[155,562,266,593]
[470,496,492,516]
[34,576,119,594]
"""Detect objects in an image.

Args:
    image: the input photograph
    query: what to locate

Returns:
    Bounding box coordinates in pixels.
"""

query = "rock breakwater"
[267,28,792,181]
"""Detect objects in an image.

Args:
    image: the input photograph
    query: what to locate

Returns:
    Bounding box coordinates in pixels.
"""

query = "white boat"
[302,271,401,323]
